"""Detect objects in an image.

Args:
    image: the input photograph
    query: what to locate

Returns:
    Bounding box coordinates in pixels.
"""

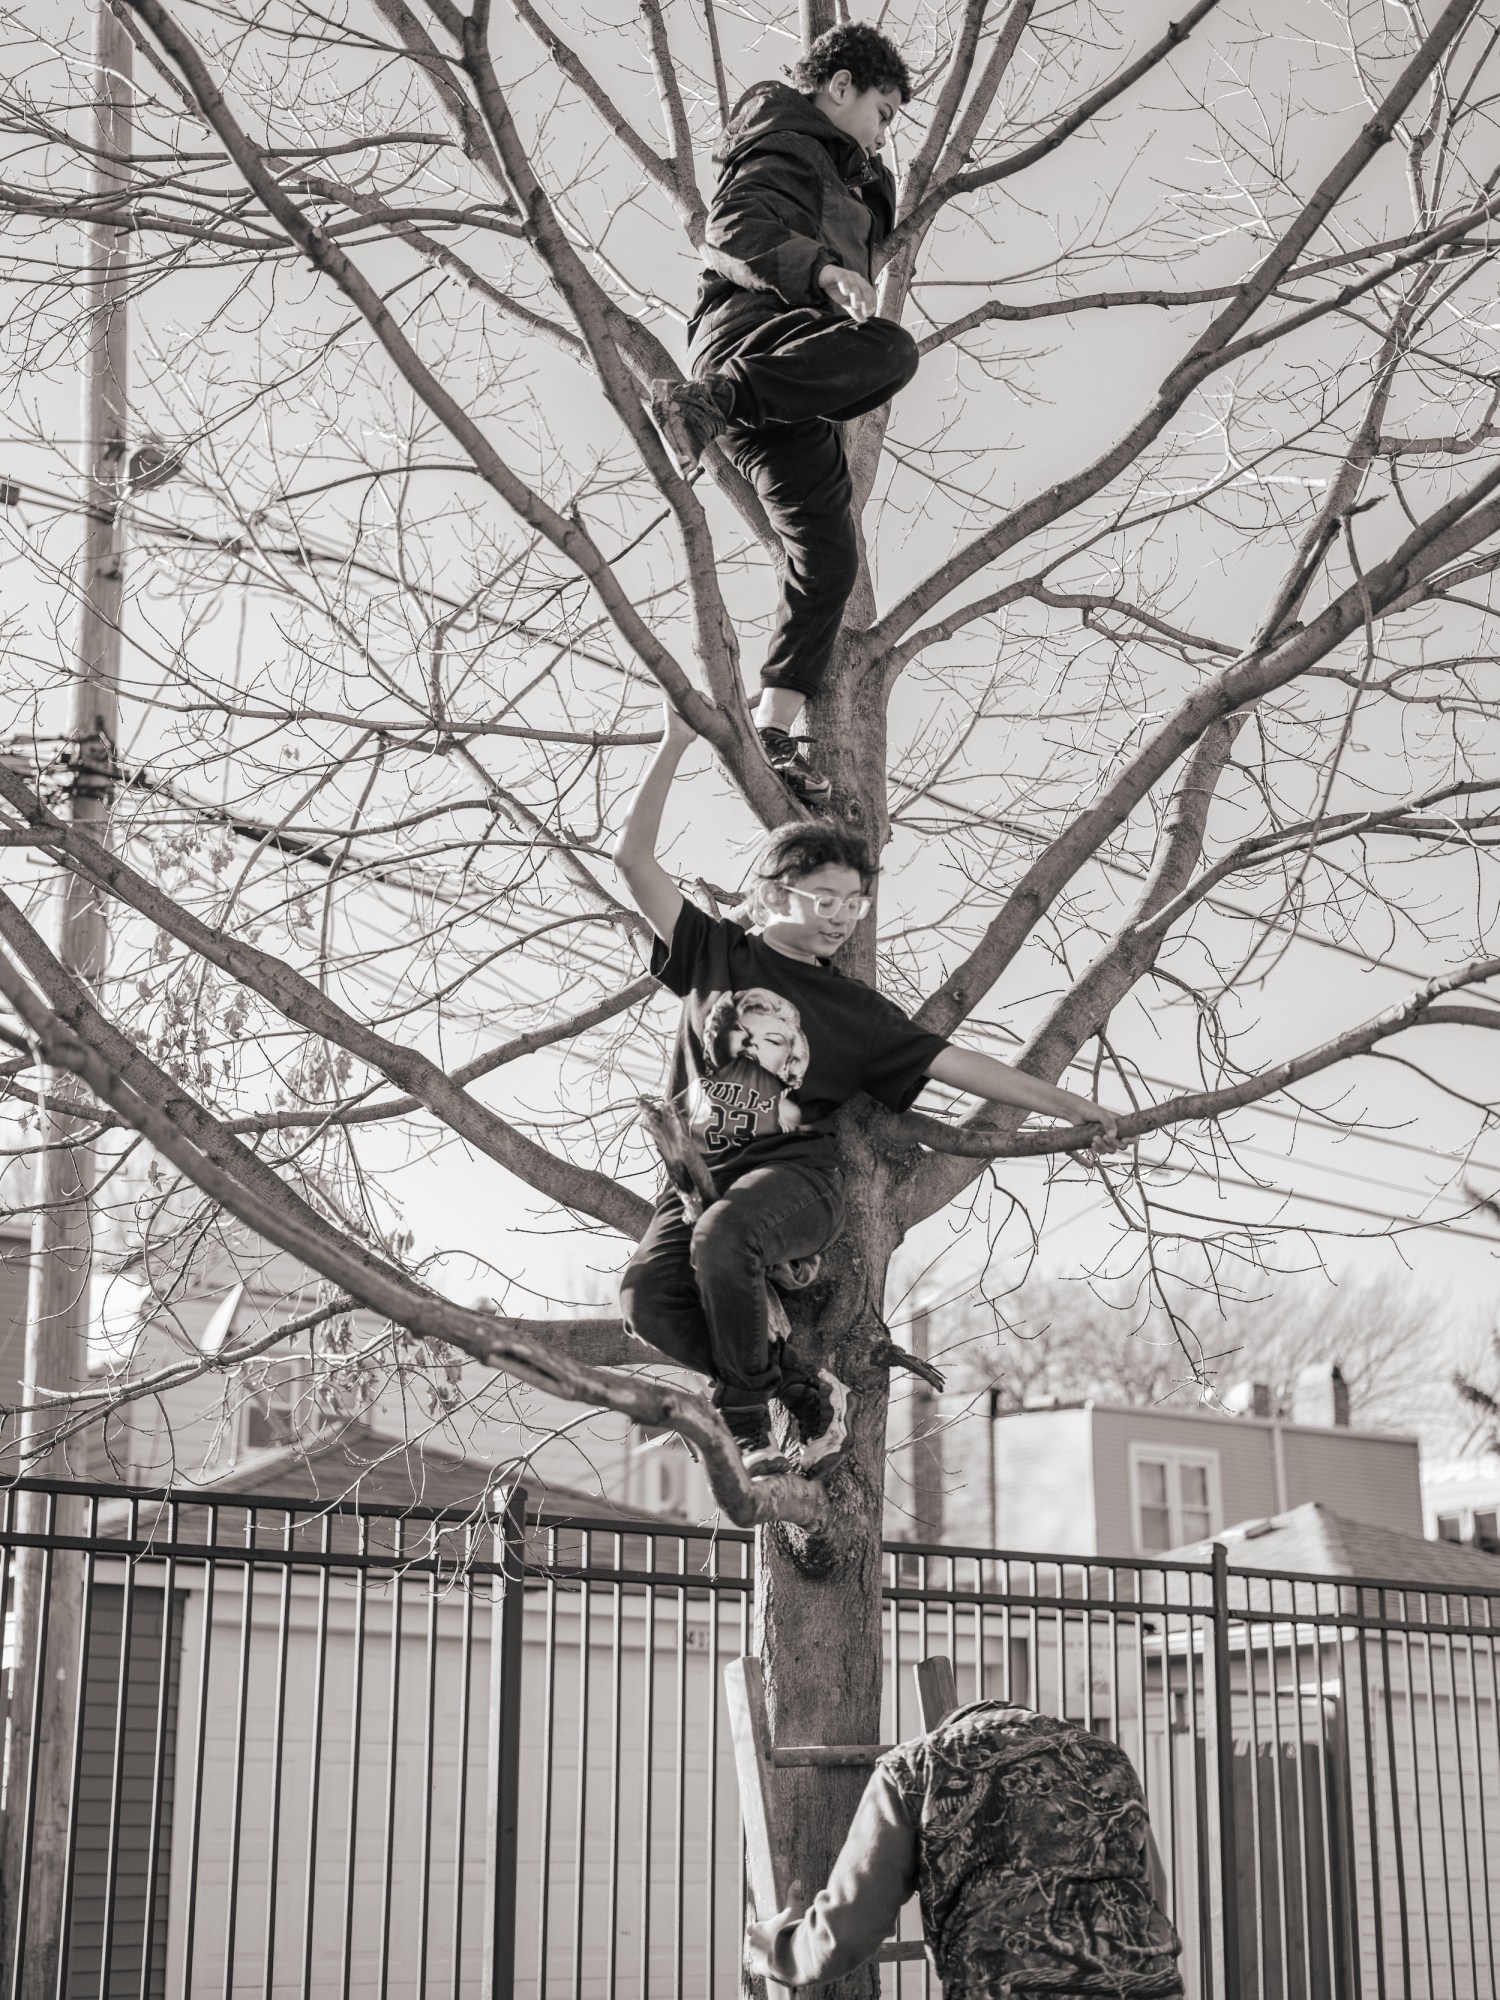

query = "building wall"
[989,1407,1096,1556]
[1422,1459,1500,1545]
[0,1224,30,1459]
[1091,1406,1280,1558]
[1278,1422,1422,1533]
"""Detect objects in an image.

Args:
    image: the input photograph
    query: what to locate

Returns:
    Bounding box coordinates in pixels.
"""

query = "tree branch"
[911,447,1500,1038]
[0,764,653,1238]
[868,0,1485,663]
[0,951,829,1529]
[886,0,1227,254]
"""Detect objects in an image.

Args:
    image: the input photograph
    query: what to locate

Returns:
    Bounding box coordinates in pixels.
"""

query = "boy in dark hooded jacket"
[651,24,919,804]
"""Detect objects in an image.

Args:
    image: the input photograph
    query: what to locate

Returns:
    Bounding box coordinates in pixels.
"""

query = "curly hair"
[740,817,875,924]
[790,22,913,103]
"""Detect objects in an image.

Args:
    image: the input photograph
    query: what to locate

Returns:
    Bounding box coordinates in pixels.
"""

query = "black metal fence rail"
[1,1477,1497,2000]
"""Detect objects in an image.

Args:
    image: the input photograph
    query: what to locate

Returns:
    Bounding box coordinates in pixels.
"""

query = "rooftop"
[993,1397,1418,1445]
[1166,1500,1500,1590]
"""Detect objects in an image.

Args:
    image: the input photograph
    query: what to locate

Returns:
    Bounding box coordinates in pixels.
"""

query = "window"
[1474,1510,1499,1554]
[1129,1445,1221,1554]
[1437,1513,1465,1544]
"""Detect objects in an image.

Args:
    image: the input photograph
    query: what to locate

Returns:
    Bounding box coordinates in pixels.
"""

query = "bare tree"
[7,0,1500,1981]
[935,1268,1461,1433]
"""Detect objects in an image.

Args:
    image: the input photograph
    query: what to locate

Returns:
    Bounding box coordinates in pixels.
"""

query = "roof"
[195,1420,645,1522]
[993,1399,1418,1446]
[1166,1501,1500,1591]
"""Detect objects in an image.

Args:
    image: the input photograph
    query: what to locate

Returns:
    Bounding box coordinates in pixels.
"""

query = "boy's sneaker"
[792,1368,852,1477]
[758,726,832,805]
[650,378,730,476]
[739,1439,796,1480]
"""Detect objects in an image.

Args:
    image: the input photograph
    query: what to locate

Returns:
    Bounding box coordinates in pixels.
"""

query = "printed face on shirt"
[689,988,809,1154]
[714,989,807,1085]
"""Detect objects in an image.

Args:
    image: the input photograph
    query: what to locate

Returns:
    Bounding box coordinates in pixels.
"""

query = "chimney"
[1291,1360,1350,1428]
[1223,1379,1273,1419]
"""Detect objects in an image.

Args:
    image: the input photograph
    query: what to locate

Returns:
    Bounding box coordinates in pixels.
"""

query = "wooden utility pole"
[1,3,132,1984]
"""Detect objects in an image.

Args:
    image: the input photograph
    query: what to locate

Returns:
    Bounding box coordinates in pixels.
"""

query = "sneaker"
[650,378,729,476]
[768,1253,821,1292]
[758,726,832,804]
[740,1439,797,1480]
[792,1368,852,1476]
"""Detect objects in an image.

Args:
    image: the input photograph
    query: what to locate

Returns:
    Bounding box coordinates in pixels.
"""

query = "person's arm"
[927,1045,1122,1146]
[611,699,694,945]
[745,1765,918,1989]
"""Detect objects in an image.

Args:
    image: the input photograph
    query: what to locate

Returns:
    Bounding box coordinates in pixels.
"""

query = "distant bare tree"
[6,2,1500,1978]
[936,1267,1456,1433]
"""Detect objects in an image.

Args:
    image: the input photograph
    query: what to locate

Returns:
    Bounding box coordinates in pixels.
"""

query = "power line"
[1132,1164,1500,1247]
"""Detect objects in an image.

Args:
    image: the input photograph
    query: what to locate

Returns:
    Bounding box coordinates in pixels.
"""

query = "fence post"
[485,1485,526,2000]
[1210,1540,1243,2000]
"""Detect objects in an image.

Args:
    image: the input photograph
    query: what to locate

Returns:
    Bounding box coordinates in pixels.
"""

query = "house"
[1421,1455,1500,1556]
[17,1216,716,1522]
[1150,1503,1500,2000]
[931,1367,1424,1557]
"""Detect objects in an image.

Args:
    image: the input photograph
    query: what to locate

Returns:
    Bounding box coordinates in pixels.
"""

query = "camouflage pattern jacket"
[883,1701,1184,1998]
[759,1701,1183,1996]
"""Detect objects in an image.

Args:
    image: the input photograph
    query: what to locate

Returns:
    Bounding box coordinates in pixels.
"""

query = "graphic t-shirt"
[651,900,951,1184]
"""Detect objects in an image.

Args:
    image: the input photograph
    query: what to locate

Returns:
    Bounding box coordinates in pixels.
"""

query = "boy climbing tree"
[613,701,1122,1478]
[650,23,921,804]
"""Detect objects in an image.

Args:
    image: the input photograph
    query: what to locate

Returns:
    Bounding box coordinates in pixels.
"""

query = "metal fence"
[2,1476,1498,1999]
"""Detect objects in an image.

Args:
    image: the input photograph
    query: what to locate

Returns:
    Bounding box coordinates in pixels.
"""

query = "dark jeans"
[691,305,919,700]
[618,1161,846,1445]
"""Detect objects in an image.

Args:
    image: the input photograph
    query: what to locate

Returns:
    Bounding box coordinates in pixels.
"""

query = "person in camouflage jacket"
[746,1700,1184,1996]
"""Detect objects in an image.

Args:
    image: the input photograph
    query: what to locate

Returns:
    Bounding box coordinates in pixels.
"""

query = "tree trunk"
[798,0,837,50]
[754,1124,900,1999]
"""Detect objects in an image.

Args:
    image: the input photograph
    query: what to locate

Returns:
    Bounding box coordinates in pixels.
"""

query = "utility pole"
[1,4,132,1985]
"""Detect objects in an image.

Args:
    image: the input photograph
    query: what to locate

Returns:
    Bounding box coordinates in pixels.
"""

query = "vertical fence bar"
[6,1505,56,2000]
[1210,1542,1243,2000]
[300,1516,333,2000]
[139,1511,179,2000]
[377,1541,405,2000]
[671,1559,687,2000]
[263,1516,296,2000]
[449,1529,477,2000]
[53,1496,97,2000]
[340,1515,370,2000]
[484,1486,526,2000]
[97,1512,138,2000]
[181,1507,221,2000]
[417,1539,440,2000]
[222,1521,258,1993]
[605,1543,623,2000]
[638,1538,657,2000]
[571,1543,593,2000]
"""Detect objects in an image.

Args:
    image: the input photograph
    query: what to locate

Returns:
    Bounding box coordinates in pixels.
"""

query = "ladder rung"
[771,1744,893,1767]
[877,1940,926,1963]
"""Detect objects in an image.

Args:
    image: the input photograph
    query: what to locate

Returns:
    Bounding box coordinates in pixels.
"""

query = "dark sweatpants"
[691,305,919,700]
[618,1161,845,1445]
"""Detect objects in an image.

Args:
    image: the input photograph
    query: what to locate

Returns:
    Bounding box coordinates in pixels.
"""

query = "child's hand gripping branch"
[613,699,1123,1485]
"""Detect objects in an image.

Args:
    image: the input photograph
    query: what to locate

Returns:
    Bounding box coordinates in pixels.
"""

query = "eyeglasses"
[780,884,872,921]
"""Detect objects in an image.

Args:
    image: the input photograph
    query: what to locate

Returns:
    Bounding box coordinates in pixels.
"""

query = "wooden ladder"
[725,1654,959,1966]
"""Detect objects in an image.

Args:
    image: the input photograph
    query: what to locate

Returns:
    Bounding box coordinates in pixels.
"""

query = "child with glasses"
[613,700,1121,1480]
